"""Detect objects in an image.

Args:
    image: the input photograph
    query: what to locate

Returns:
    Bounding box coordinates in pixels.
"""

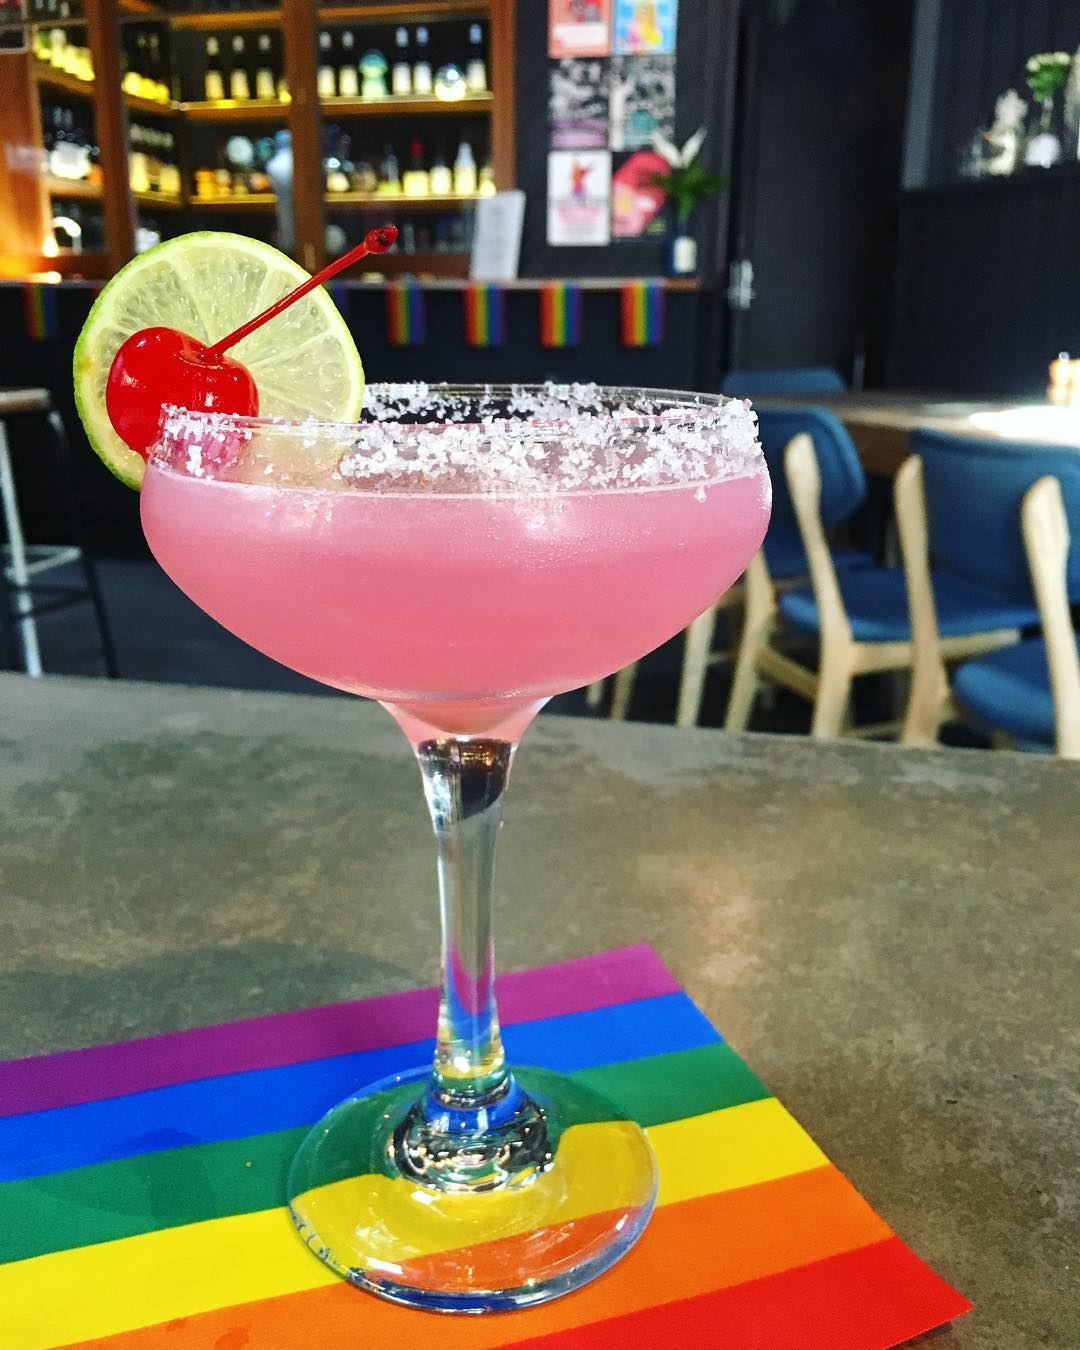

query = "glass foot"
[287,1065,657,1313]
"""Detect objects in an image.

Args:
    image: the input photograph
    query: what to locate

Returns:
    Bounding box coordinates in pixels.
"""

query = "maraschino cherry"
[106,225,397,458]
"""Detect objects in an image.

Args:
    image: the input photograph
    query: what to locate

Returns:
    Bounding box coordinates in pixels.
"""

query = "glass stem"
[394,735,552,1192]
[419,735,512,1105]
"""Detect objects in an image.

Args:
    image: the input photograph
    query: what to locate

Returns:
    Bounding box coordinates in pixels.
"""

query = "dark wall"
[928,0,1078,186]
[727,0,914,384]
[888,164,1080,394]
[515,0,740,281]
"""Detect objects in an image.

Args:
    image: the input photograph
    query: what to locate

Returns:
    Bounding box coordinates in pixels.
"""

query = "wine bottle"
[338,31,359,99]
[391,27,411,96]
[255,34,275,101]
[466,23,487,94]
[453,140,477,194]
[403,137,429,196]
[317,31,336,99]
[413,25,432,96]
[230,35,250,102]
[379,142,401,194]
[204,37,224,102]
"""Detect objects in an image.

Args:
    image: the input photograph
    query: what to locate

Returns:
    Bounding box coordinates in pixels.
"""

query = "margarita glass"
[142,384,770,1313]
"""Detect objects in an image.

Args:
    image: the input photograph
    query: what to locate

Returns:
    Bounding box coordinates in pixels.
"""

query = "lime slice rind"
[73,233,365,489]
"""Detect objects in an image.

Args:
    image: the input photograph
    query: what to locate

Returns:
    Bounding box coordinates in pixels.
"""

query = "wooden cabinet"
[0,0,515,280]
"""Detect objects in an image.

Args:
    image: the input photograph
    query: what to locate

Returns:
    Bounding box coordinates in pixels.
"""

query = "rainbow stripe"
[621,280,664,347]
[464,283,506,348]
[385,280,426,347]
[22,283,59,341]
[539,283,583,348]
[0,946,969,1348]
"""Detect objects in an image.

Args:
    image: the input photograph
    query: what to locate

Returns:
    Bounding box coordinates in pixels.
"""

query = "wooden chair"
[896,431,1080,748]
[734,434,1036,739]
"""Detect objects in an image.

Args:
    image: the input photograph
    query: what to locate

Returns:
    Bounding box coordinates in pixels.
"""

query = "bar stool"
[0,387,118,678]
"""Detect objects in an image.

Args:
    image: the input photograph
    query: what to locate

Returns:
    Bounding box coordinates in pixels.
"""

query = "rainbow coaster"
[0,945,969,1349]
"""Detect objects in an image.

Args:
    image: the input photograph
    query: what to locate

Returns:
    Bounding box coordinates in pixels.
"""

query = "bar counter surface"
[1,674,1076,1347]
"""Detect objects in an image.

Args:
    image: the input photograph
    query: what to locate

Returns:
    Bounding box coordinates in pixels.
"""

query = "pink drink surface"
[141,464,769,735]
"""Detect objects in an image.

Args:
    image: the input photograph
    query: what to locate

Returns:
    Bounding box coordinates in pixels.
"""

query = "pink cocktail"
[141,384,770,1313]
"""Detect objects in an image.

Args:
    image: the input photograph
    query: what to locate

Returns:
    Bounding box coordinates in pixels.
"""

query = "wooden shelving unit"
[187,193,278,210]
[326,192,481,209]
[321,94,491,117]
[181,99,289,122]
[133,190,183,209]
[2,0,514,280]
[45,175,102,200]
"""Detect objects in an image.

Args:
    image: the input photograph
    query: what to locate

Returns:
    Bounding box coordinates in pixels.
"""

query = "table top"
[2,674,1076,1347]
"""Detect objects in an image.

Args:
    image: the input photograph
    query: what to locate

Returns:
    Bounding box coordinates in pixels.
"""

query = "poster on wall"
[549,0,612,59]
[550,58,610,148]
[613,0,678,55]
[547,150,612,245]
[611,150,669,238]
[609,54,675,151]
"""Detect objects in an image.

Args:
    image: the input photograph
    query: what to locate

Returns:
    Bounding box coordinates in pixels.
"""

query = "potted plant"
[1023,51,1072,167]
[649,129,727,276]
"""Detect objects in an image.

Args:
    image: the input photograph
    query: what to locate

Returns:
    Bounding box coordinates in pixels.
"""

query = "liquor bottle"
[317,31,336,99]
[230,35,250,101]
[429,142,452,195]
[403,137,429,196]
[204,37,224,102]
[466,23,487,94]
[453,140,477,194]
[254,34,275,101]
[135,32,152,98]
[391,27,411,96]
[413,25,432,96]
[479,161,496,196]
[338,31,359,99]
[378,143,401,194]
[352,152,377,193]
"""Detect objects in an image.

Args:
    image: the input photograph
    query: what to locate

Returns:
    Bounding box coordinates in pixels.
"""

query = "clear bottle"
[466,23,487,93]
[403,137,429,196]
[148,32,168,103]
[391,27,411,96]
[338,31,359,98]
[317,31,336,99]
[429,142,452,195]
[413,25,432,96]
[379,142,401,194]
[255,34,275,101]
[453,140,477,194]
[230,35,250,101]
[204,37,224,102]
[479,160,496,196]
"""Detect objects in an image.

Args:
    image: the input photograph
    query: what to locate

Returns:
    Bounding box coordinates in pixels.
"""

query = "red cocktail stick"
[206,225,398,358]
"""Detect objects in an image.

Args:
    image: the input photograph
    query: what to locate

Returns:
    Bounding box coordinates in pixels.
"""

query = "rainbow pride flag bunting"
[0,945,970,1349]
[621,280,664,347]
[385,280,426,347]
[22,283,59,341]
[539,282,583,348]
[464,283,506,348]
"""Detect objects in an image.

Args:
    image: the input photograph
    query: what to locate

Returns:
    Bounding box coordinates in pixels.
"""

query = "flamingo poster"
[613,0,678,55]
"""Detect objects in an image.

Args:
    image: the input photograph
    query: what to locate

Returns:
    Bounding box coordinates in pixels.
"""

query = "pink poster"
[611,150,668,238]
[549,0,612,59]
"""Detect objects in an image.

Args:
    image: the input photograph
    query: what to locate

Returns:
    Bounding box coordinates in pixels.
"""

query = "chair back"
[722,366,847,397]
[912,430,1080,602]
[755,406,866,577]
[1022,476,1080,758]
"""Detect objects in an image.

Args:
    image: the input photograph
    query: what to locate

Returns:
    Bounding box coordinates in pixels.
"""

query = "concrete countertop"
[1,674,1076,1347]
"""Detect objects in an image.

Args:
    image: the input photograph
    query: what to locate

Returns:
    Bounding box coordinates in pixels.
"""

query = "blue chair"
[735,426,1043,739]
[721,367,847,397]
[715,407,872,731]
[896,432,1080,751]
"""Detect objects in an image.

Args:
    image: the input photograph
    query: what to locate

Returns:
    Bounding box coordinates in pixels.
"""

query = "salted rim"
[152,382,764,496]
